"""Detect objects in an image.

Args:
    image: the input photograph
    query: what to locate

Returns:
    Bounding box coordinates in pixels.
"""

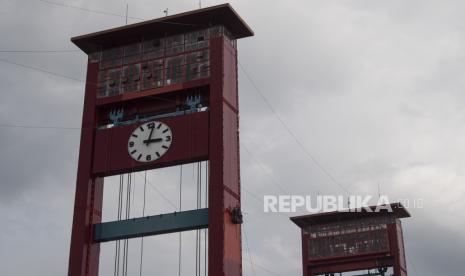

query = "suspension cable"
[204,161,208,276]
[195,163,199,276]
[139,171,147,276]
[132,171,137,213]
[244,227,256,276]
[127,173,132,276]
[178,165,183,276]
[122,173,132,276]
[114,174,124,276]
[114,164,207,276]
[199,162,203,276]
[122,176,128,276]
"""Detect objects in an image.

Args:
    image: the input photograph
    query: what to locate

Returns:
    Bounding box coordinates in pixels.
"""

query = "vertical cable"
[195,163,199,276]
[139,171,147,276]
[122,175,127,276]
[132,172,136,212]
[244,228,256,276]
[114,175,124,276]
[178,165,183,276]
[127,173,132,276]
[199,162,202,276]
[198,162,202,276]
[114,176,118,276]
[199,162,202,209]
[204,161,208,276]
[122,173,132,276]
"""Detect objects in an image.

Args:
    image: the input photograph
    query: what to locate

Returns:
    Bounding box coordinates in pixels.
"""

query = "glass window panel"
[199,63,209,78]
[141,59,164,90]
[306,216,393,260]
[97,71,108,98]
[209,26,223,38]
[123,43,141,65]
[107,68,121,96]
[101,47,123,69]
[88,51,101,63]
[186,50,209,81]
[143,38,165,60]
[185,30,209,51]
[165,55,185,85]
[223,27,234,41]
[165,34,184,55]
[121,64,141,93]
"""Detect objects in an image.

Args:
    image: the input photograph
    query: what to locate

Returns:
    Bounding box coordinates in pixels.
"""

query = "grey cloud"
[1,0,465,275]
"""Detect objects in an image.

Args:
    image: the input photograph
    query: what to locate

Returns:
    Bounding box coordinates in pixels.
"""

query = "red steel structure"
[68,4,253,276]
[291,203,410,276]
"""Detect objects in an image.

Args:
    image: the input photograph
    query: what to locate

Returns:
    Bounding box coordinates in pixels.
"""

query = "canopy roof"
[290,203,411,228]
[71,3,254,54]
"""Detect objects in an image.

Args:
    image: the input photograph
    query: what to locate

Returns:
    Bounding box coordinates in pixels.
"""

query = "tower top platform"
[290,202,411,228]
[71,3,254,54]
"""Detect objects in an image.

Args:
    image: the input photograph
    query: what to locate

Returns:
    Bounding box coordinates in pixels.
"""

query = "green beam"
[93,208,208,243]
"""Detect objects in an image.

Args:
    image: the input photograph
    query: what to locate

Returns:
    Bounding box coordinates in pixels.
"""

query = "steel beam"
[93,208,208,243]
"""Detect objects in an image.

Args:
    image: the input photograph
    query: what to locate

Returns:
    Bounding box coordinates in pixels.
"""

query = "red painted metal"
[68,62,103,276]
[208,37,242,276]
[68,4,252,276]
[93,111,209,177]
[291,203,410,276]
[95,79,209,106]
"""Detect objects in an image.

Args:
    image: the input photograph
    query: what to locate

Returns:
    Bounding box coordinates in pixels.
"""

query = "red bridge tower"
[291,203,410,276]
[68,4,253,276]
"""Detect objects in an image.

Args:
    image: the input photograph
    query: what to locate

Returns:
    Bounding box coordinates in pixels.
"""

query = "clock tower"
[68,4,253,276]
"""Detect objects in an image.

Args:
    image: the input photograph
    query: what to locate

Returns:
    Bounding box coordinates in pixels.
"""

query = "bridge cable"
[114,174,124,276]
[197,162,202,276]
[178,165,183,276]
[204,161,208,275]
[139,171,147,276]
[121,175,127,276]
[195,163,199,276]
[122,173,132,276]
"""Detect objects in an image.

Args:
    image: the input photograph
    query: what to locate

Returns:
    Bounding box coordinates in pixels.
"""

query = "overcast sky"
[1,0,465,275]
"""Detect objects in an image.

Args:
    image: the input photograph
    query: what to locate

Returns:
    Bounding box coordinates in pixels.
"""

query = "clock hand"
[144,127,155,145]
[142,138,163,144]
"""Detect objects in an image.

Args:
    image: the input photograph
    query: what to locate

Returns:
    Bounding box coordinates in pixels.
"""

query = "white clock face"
[128,121,172,162]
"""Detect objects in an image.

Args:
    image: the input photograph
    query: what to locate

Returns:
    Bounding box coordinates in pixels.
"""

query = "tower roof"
[71,3,254,54]
[290,202,411,228]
